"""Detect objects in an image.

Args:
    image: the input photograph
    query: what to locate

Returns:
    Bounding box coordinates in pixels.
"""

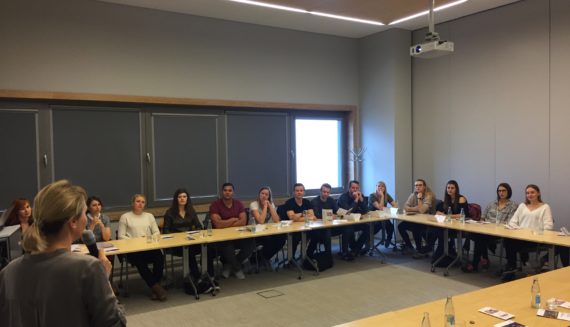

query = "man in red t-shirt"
[209,183,255,279]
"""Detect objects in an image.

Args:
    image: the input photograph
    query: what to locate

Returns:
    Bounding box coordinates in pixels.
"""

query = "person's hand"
[262,200,268,209]
[417,192,423,200]
[98,250,112,277]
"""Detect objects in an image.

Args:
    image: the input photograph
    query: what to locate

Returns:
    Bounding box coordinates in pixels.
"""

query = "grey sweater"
[0,249,126,327]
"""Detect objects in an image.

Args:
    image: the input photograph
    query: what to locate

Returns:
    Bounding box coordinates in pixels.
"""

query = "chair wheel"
[444,271,449,276]
[430,267,435,272]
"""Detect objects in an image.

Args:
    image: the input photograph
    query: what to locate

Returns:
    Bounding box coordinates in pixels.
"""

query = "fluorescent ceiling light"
[310,12,384,26]
[389,0,468,25]
[228,0,307,14]
[228,0,384,26]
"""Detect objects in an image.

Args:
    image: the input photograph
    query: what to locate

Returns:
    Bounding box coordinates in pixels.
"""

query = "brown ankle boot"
[151,283,167,301]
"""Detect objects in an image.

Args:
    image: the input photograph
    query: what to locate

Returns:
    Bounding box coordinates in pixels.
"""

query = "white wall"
[412,0,570,226]
[0,0,358,106]
[359,29,412,201]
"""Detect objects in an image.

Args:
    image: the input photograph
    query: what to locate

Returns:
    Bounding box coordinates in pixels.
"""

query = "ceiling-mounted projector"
[410,0,455,59]
[410,40,454,58]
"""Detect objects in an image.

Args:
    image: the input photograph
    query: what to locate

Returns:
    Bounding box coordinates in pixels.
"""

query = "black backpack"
[303,251,333,272]
[183,276,213,297]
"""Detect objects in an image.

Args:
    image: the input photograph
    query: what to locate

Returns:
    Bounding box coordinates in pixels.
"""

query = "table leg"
[287,233,303,280]
[200,243,219,295]
[302,231,319,274]
[367,221,386,263]
[431,228,448,273]
[549,246,556,270]
[444,230,462,276]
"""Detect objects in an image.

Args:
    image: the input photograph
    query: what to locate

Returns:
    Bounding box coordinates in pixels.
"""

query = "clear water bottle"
[537,217,544,235]
[303,210,309,227]
[531,277,541,308]
[446,207,452,223]
[146,226,152,243]
[444,296,455,327]
[207,219,213,236]
[251,214,257,233]
[459,208,465,224]
[421,312,431,327]
[495,210,502,226]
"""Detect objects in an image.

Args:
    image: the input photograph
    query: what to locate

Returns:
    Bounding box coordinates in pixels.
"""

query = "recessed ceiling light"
[310,12,384,26]
[389,0,468,25]
[228,0,307,14]
[228,0,384,26]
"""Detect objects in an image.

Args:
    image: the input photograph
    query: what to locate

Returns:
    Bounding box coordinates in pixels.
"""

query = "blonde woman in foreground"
[0,180,126,327]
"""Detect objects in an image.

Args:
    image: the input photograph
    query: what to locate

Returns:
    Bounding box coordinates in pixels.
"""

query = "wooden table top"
[336,266,570,327]
[395,213,570,247]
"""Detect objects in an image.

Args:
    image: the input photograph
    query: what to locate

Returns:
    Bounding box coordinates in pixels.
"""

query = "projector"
[410,40,454,58]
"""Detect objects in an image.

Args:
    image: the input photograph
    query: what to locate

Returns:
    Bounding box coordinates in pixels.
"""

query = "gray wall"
[412,0,570,226]
[0,0,358,106]
[359,29,412,201]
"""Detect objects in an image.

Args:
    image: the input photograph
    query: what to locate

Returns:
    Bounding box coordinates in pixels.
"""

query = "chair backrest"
[276,204,288,220]
[468,203,482,221]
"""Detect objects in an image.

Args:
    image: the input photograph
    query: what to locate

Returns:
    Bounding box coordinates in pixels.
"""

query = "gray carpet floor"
[118,247,503,327]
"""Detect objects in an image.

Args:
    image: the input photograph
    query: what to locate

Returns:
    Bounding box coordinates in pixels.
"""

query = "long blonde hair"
[22,180,86,252]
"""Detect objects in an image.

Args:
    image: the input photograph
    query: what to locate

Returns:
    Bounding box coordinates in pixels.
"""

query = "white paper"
[322,209,333,221]
[434,215,446,222]
[479,307,515,320]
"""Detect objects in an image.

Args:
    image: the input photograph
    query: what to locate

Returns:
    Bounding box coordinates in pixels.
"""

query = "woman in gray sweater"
[0,180,126,327]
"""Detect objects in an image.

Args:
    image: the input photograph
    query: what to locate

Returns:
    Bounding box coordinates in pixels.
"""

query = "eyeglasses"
[414,184,423,187]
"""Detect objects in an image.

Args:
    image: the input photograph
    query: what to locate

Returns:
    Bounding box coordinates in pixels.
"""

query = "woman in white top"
[249,187,285,265]
[118,194,166,301]
[503,184,553,280]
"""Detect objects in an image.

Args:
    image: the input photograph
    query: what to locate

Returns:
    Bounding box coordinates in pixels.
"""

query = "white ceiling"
[96,0,520,38]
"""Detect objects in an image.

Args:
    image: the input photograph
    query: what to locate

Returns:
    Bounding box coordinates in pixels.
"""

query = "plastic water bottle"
[207,219,213,236]
[495,210,502,226]
[421,312,431,327]
[459,208,465,224]
[303,210,309,227]
[531,277,541,308]
[537,217,544,235]
[251,215,257,233]
[444,296,455,327]
[446,207,452,223]
[146,226,152,243]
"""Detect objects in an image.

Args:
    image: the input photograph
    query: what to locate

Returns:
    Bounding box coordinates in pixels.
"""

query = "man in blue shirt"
[337,180,369,257]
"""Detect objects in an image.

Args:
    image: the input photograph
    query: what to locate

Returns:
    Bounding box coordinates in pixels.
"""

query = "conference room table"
[335,265,570,327]
[98,214,390,283]
[393,213,570,275]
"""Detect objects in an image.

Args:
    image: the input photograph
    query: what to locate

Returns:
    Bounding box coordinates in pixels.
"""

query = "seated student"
[432,180,469,263]
[311,183,352,260]
[283,183,321,258]
[209,183,254,280]
[462,183,517,273]
[503,184,560,280]
[249,186,286,266]
[85,196,111,242]
[4,198,34,234]
[0,180,126,327]
[368,181,396,248]
[337,180,368,258]
[163,188,204,281]
[118,194,167,301]
[399,179,435,256]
